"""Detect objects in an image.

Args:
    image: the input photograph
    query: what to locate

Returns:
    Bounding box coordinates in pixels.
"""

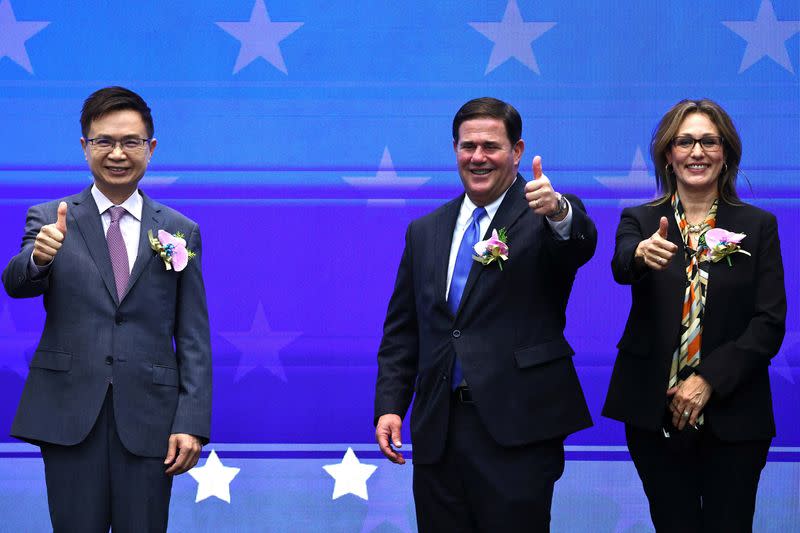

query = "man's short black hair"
[80,86,154,138]
[452,97,522,144]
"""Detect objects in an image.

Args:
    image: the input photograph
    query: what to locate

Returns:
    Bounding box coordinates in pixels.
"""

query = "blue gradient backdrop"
[1,0,798,530]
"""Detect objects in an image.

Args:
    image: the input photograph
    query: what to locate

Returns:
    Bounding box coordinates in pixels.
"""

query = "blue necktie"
[447,206,486,389]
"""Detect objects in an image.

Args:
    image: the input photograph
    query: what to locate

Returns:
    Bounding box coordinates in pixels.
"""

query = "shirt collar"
[458,177,515,224]
[91,185,142,221]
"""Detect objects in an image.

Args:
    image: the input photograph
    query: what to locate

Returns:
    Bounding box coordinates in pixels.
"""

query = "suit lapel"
[70,187,119,304]
[435,197,462,309]
[703,200,738,329]
[124,191,162,302]
[455,176,528,318]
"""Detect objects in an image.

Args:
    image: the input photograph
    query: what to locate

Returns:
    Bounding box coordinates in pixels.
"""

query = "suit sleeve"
[171,223,213,442]
[2,204,52,298]
[374,224,419,425]
[542,193,597,270]
[611,207,649,285]
[697,213,786,399]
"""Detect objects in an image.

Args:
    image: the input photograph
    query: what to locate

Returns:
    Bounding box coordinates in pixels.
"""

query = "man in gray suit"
[2,86,212,532]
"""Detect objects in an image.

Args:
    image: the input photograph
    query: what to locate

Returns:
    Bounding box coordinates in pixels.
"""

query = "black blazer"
[374,176,596,464]
[602,200,786,441]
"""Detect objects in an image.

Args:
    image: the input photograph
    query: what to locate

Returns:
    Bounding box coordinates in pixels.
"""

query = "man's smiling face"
[454,117,524,206]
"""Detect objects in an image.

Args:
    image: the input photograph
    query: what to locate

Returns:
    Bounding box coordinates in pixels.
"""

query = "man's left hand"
[164,433,202,475]
[524,156,563,220]
[667,375,712,430]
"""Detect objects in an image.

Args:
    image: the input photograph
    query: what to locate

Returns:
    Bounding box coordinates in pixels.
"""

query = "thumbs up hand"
[32,202,68,266]
[524,156,564,219]
[634,216,678,271]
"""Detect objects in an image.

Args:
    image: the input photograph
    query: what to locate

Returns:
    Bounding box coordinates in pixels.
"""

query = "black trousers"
[413,393,565,533]
[39,389,173,533]
[626,424,770,533]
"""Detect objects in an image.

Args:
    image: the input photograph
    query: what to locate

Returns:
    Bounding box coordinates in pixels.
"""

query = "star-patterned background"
[1,0,799,530]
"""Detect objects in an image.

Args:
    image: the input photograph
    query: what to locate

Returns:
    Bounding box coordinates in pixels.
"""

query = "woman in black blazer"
[603,99,786,532]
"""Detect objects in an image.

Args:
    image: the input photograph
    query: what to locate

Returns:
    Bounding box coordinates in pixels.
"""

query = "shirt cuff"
[28,252,51,279]
[545,198,573,240]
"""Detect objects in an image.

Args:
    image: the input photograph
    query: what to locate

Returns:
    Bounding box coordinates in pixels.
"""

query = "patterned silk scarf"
[669,193,718,426]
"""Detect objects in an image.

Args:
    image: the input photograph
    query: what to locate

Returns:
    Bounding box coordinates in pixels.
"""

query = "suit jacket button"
[105,356,113,365]
[452,330,461,338]
[115,313,123,325]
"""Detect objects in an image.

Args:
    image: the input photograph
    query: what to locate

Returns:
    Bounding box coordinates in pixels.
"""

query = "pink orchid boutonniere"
[148,230,196,272]
[472,228,509,270]
[702,227,751,266]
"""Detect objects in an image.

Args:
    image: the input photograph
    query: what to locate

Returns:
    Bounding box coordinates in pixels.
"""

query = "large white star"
[594,147,656,205]
[0,302,38,377]
[342,147,430,189]
[219,302,301,382]
[216,0,303,74]
[0,0,50,74]
[323,447,378,501]
[723,0,800,74]
[468,0,556,75]
[188,450,241,503]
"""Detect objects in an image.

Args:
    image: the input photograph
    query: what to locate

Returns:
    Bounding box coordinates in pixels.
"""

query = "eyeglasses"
[672,136,724,153]
[86,137,151,153]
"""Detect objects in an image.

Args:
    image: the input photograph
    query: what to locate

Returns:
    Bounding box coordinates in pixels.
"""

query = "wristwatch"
[547,193,568,219]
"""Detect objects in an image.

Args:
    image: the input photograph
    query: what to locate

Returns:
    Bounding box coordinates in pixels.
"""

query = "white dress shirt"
[91,185,142,274]
[445,179,572,299]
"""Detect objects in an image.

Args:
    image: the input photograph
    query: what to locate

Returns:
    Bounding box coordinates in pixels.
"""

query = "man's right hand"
[32,202,67,266]
[375,414,405,464]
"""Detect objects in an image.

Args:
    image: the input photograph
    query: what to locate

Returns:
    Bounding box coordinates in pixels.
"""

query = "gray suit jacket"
[2,187,212,457]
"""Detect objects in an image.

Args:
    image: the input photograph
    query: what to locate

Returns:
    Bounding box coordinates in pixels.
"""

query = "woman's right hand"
[634,216,678,271]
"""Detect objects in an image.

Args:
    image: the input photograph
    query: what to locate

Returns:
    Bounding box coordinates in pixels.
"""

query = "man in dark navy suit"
[374,97,596,531]
[3,87,212,532]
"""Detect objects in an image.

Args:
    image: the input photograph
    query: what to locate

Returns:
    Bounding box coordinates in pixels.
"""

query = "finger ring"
[682,411,690,418]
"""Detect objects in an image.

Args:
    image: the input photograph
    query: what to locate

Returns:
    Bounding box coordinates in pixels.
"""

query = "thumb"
[657,216,668,239]
[391,422,402,448]
[164,435,177,464]
[532,155,543,180]
[56,202,68,234]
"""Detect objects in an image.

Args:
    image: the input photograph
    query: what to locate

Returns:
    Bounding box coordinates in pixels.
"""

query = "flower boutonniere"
[702,227,751,266]
[148,230,196,272]
[472,228,509,270]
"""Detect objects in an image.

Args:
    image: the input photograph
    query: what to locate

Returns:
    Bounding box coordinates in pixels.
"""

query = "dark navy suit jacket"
[3,187,212,457]
[374,176,596,464]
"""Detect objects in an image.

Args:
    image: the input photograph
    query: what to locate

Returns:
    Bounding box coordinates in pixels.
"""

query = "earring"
[665,163,672,176]
[723,162,728,174]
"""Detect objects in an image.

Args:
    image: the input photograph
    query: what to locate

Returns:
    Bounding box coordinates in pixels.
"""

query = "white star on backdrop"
[594,147,655,205]
[219,302,301,382]
[216,0,303,74]
[139,176,179,187]
[0,0,50,74]
[323,447,378,501]
[468,0,556,74]
[188,450,241,504]
[723,0,800,74]
[342,147,430,189]
[0,302,37,377]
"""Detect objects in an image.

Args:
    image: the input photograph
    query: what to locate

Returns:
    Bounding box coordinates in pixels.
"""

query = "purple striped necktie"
[107,206,130,301]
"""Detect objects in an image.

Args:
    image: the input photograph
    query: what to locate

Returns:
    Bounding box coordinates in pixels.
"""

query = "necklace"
[686,223,704,233]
